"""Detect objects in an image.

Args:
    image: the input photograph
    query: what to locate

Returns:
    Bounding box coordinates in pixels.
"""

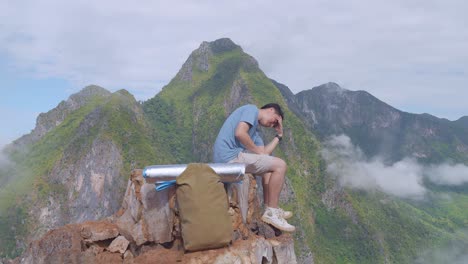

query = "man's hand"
[274,117,283,136]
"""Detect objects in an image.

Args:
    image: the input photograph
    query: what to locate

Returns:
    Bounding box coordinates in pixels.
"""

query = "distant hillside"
[275,81,468,164]
[455,116,468,130]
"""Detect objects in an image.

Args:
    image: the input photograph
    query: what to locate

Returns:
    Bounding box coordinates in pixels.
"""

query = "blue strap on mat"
[154,180,177,191]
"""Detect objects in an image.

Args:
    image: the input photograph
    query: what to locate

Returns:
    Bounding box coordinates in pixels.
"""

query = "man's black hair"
[261,103,284,120]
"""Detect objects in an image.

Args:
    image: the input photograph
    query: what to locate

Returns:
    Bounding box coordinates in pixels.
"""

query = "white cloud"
[321,135,427,198]
[0,0,467,119]
[321,135,468,199]
[427,163,468,186]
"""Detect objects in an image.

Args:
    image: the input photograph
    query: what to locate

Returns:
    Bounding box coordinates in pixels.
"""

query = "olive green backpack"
[176,163,232,251]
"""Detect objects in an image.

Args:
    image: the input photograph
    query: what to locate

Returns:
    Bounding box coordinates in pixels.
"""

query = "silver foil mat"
[143,163,246,184]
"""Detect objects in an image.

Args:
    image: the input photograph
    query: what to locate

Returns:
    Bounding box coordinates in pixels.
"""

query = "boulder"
[80,221,119,242]
[108,236,130,254]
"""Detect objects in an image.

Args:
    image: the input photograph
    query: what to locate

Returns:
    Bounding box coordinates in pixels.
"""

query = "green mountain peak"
[175,38,258,84]
[205,38,241,54]
[78,84,111,96]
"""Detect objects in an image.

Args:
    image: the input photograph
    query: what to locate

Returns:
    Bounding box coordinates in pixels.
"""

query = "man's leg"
[230,152,294,231]
[260,157,295,231]
[262,170,293,219]
[262,172,271,206]
[265,157,287,208]
[233,153,286,209]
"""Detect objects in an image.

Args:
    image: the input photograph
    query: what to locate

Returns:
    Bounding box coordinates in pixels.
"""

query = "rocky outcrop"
[321,186,359,225]
[177,41,213,82]
[114,170,174,246]
[223,77,254,115]
[30,136,124,240]
[14,170,299,264]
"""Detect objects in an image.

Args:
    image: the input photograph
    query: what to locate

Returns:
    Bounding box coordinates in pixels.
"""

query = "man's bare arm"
[235,122,265,154]
[263,137,280,155]
[235,120,283,155]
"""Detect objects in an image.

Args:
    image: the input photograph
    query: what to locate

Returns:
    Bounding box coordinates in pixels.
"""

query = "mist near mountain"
[0,147,14,187]
[321,134,468,199]
[427,163,468,186]
[0,148,9,169]
[415,229,468,264]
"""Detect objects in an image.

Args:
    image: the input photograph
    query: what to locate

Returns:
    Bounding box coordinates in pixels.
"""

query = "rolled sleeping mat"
[143,163,246,184]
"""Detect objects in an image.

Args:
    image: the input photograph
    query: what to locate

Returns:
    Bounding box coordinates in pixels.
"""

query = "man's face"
[260,110,281,128]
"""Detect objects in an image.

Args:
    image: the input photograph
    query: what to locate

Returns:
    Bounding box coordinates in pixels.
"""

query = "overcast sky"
[1,0,467,145]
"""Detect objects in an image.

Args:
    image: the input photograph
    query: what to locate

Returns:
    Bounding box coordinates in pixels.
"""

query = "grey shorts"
[228,152,276,175]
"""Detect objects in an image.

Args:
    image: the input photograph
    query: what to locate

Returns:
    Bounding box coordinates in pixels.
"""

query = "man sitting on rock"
[213,103,295,232]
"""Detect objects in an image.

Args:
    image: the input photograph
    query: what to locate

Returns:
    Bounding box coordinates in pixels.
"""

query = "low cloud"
[321,135,468,199]
[321,135,426,198]
[427,163,468,186]
[0,141,11,169]
[0,141,16,188]
[414,230,468,264]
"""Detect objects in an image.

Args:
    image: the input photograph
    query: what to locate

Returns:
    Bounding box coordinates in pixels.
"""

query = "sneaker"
[278,208,293,219]
[261,208,295,232]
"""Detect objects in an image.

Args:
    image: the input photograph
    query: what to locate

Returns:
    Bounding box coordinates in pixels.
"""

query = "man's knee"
[272,157,287,172]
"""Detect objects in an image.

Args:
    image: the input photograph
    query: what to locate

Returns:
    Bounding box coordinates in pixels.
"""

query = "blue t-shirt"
[213,105,264,162]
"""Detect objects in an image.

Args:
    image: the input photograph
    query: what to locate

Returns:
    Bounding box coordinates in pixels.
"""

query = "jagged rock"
[108,236,129,254]
[123,250,134,264]
[115,170,174,246]
[224,77,254,115]
[131,235,295,264]
[80,221,119,242]
[177,41,213,82]
[194,41,212,71]
[140,183,174,242]
[94,251,122,263]
[251,237,274,263]
[321,186,358,224]
[257,221,276,239]
[20,224,84,264]
[28,133,124,242]
[85,244,103,256]
[271,236,297,264]
[178,55,194,81]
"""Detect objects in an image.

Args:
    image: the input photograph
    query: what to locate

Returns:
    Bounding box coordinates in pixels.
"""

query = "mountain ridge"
[7,85,111,151]
[274,81,468,164]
